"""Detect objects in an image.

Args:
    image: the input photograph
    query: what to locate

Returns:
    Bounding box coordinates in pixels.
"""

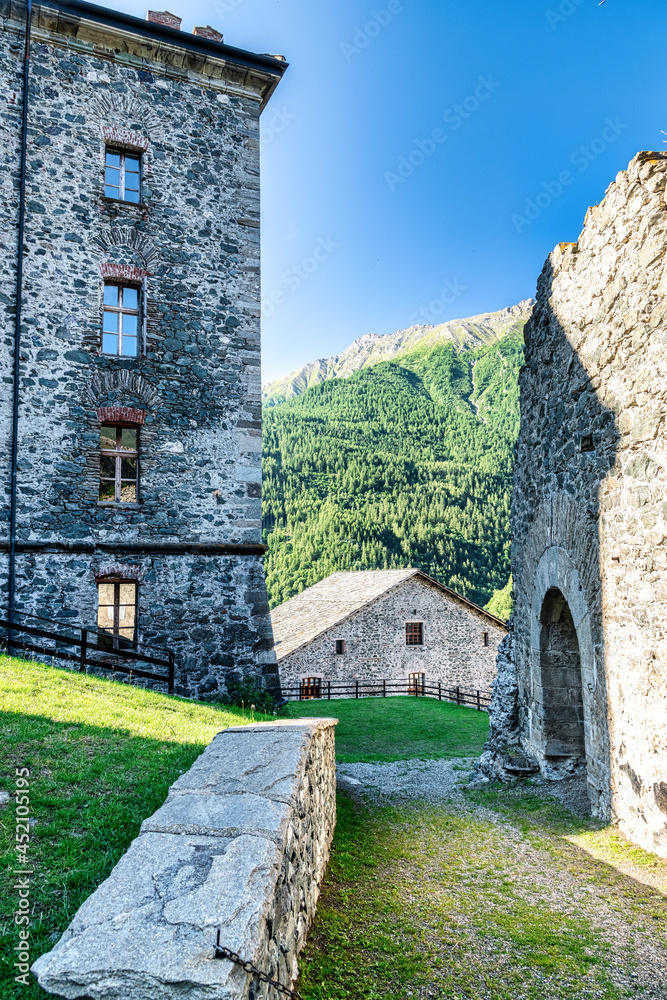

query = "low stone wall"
[32,718,337,999]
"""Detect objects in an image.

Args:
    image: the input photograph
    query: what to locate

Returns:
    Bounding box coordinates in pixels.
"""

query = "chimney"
[146,10,182,29]
[193,25,223,42]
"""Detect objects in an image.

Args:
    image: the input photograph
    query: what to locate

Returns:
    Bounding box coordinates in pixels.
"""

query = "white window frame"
[104,147,142,203]
[102,282,142,358]
[99,424,139,505]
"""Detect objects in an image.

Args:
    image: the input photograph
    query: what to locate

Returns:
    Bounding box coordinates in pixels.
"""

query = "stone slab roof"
[271,569,507,661]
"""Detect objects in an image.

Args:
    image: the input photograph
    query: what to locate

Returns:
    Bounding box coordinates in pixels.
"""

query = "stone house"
[0,0,287,697]
[478,152,667,858]
[271,569,507,697]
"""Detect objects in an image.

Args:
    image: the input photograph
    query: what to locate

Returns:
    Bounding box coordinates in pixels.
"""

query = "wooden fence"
[281,678,492,711]
[0,606,175,692]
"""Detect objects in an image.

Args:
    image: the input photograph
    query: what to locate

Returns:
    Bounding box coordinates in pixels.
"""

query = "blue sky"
[116,0,664,381]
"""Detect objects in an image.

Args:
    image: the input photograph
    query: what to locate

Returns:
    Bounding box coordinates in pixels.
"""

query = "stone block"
[33,719,338,999]
[141,792,290,840]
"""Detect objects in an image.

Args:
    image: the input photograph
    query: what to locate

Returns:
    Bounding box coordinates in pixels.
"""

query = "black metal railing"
[0,606,175,692]
[282,678,492,711]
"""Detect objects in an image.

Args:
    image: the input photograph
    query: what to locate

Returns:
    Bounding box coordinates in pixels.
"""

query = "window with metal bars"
[483,631,489,647]
[99,425,139,504]
[405,622,423,645]
[334,639,345,655]
[105,148,141,203]
[103,283,140,357]
[97,580,137,645]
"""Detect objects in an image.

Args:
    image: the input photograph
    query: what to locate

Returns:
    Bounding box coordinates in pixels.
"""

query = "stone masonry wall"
[279,575,506,694]
[0,0,285,696]
[32,718,337,999]
[481,152,667,856]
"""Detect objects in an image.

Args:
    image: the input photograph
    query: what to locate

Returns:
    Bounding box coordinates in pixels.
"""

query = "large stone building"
[0,0,286,696]
[272,569,507,697]
[478,152,667,857]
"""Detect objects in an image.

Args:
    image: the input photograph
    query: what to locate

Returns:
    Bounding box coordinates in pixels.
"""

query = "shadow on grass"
[0,704,240,999]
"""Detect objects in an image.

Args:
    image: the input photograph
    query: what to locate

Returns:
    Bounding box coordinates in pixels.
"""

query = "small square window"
[102,282,140,358]
[99,424,139,504]
[335,639,345,655]
[105,148,142,203]
[406,622,423,646]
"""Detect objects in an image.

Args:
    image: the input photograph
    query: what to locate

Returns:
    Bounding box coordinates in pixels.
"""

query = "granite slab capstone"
[32,718,338,999]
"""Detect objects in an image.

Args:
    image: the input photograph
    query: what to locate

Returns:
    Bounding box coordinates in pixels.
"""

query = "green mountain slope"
[263,300,533,406]
[262,310,527,610]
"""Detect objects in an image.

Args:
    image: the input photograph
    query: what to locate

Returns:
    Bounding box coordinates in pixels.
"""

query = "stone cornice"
[3,0,287,109]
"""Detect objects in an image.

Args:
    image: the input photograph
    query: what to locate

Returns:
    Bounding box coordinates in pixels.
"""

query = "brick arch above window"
[100,262,152,282]
[102,126,150,152]
[97,406,146,425]
[93,563,142,581]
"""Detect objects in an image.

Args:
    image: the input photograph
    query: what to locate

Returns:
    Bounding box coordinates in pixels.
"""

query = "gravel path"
[337,757,473,802]
[335,757,667,999]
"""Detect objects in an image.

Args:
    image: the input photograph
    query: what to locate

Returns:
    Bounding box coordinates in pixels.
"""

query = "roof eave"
[30,0,288,108]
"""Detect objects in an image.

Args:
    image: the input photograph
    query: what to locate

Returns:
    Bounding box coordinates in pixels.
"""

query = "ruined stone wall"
[279,575,506,694]
[33,718,338,999]
[0,0,285,696]
[486,152,667,856]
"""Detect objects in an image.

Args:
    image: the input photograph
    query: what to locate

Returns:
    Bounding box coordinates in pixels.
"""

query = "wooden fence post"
[328,680,331,700]
[456,685,460,705]
[79,628,87,673]
[355,679,359,699]
[168,652,175,694]
[383,678,386,698]
[438,681,441,701]
[476,689,481,711]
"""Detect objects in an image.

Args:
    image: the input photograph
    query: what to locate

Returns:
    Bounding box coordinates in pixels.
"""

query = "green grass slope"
[263,326,524,608]
[0,657,266,999]
[284,696,489,763]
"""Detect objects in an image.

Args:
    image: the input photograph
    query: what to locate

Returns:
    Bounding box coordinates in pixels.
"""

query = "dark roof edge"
[26,0,289,78]
[410,569,509,629]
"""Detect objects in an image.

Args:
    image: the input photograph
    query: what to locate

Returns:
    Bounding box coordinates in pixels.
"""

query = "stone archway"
[538,588,585,760]
[528,546,610,817]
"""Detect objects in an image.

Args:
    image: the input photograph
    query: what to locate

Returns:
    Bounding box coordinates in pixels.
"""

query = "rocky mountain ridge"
[263,299,534,405]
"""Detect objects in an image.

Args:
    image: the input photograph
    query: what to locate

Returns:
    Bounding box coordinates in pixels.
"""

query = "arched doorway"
[539,588,586,760]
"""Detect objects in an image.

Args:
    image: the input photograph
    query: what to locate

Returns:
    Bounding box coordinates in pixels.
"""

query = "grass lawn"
[298,789,667,1000]
[0,655,268,999]
[3,658,664,1000]
[282,695,489,762]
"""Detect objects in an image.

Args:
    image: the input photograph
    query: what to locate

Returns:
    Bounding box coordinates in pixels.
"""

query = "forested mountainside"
[263,300,533,406]
[262,302,531,611]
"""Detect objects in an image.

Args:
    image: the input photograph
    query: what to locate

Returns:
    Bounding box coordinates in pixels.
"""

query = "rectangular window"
[335,639,345,655]
[408,672,425,696]
[99,424,138,504]
[300,677,321,700]
[105,148,141,203]
[483,631,489,647]
[405,622,423,646]
[103,283,140,357]
[97,580,137,645]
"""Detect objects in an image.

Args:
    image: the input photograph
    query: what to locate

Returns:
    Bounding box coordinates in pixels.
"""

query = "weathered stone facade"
[0,0,287,696]
[478,152,667,857]
[273,570,507,695]
[32,717,338,999]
